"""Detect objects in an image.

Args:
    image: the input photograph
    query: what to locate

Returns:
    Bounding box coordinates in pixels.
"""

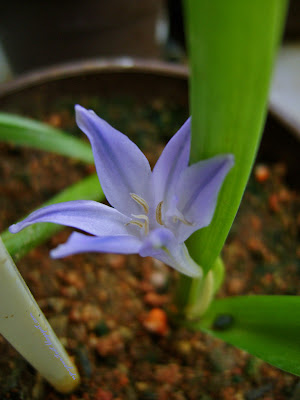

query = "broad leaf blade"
[0,112,93,163]
[185,0,288,271]
[1,174,104,259]
[190,296,300,377]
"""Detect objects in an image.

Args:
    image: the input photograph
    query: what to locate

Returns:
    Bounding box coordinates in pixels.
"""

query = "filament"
[172,215,194,226]
[132,214,149,235]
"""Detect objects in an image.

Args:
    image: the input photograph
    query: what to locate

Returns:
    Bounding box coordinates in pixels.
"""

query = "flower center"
[126,193,194,235]
[126,193,164,235]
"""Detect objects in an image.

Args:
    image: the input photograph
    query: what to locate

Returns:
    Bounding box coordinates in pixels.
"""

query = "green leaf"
[189,296,300,377]
[185,0,288,272]
[0,112,94,163]
[1,174,104,260]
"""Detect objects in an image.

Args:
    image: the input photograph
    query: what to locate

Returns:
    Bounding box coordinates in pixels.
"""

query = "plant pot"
[0,1,162,74]
[0,59,299,399]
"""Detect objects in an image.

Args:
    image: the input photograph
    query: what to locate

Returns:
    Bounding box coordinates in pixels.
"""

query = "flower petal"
[50,232,142,258]
[175,154,234,241]
[152,117,191,207]
[9,200,131,236]
[75,105,152,216]
[139,227,202,277]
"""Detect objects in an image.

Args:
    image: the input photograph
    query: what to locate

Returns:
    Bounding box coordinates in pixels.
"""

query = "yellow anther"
[173,215,194,226]
[126,220,143,229]
[132,214,149,235]
[130,193,149,214]
[155,201,164,225]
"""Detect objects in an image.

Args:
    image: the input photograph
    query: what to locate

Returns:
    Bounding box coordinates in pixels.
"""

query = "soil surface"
[0,96,300,400]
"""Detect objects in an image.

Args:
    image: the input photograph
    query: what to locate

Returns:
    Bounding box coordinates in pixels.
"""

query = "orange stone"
[254,164,270,183]
[143,308,169,336]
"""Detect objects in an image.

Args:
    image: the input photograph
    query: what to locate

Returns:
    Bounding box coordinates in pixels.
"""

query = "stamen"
[132,214,149,235]
[155,201,164,225]
[173,215,194,226]
[126,220,143,229]
[130,193,149,214]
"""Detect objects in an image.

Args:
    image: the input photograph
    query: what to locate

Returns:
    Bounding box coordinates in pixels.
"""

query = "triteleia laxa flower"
[9,105,234,277]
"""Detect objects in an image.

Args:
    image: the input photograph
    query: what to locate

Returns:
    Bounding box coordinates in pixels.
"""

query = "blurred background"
[0,0,299,136]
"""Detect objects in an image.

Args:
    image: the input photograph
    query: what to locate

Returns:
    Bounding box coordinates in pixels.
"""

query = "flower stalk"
[175,257,225,319]
[0,237,80,393]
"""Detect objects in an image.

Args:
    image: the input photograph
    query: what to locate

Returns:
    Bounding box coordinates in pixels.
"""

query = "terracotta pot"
[0,1,162,74]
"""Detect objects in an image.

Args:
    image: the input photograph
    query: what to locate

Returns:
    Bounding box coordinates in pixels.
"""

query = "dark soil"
[0,96,299,400]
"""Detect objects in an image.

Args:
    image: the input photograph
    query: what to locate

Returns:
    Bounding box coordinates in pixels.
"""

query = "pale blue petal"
[9,200,131,236]
[139,227,174,257]
[175,154,234,242]
[75,105,152,216]
[152,117,191,207]
[51,232,142,258]
[139,227,202,277]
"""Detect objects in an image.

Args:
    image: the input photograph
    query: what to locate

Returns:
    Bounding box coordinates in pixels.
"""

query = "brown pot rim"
[0,56,299,140]
[0,57,189,98]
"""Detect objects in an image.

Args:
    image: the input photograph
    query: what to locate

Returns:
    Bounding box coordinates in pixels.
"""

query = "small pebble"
[143,308,169,336]
[60,285,78,298]
[150,270,168,289]
[245,383,273,400]
[176,340,192,355]
[136,381,149,392]
[47,297,66,313]
[64,271,85,289]
[47,113,62,127]
[96,331,124,357]
[212,314,235,331]
[48,315,68,336]
[118,326,134,341]
[81,304,102,324]
[97,289,108,303]
[278,188,291,202]
[155,364,182,385]
[94,321,110,337]
[228,277,245,294]
[69,307,81,322]
[291,381,300,400]
[143,292,168,306]
[76,345,92,378]
[94,388,113,400]
[250,215,262,232]
[254,164,270,183]
[268,193,280,213]
[108,254,126,269]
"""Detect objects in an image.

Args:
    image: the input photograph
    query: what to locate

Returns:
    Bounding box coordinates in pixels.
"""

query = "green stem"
[175,256,225,319]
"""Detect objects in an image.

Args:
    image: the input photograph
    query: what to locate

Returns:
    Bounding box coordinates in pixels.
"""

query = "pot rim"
[0,57,188,98]
[0,56,299,139]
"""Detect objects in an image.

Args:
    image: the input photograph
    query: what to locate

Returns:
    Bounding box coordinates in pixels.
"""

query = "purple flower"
[9,105,234,277]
